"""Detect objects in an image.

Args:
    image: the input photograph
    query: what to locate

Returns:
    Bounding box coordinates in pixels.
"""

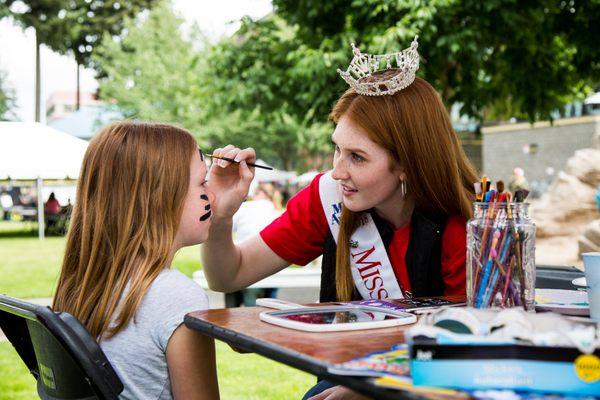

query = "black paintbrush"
[206,154,273,170]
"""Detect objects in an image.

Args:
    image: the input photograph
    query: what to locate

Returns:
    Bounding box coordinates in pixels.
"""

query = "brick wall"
[482,116,600,194]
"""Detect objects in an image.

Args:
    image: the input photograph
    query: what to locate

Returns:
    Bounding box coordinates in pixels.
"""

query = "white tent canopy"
[0,122,88,180]
[253,159,297,183]
[0,122,88,239]
[247,159,297,196]
[584,92,600,105]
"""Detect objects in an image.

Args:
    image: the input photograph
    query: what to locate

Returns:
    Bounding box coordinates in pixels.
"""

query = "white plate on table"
[535,288,589,316]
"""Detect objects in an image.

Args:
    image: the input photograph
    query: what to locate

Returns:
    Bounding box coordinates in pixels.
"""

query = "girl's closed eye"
[351,152,365,162]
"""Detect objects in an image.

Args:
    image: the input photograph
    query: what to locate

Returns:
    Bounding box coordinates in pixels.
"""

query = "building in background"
[46,91,100,122]
[584,92,600,116]
[482,115,600,198]
[45,91,122,140]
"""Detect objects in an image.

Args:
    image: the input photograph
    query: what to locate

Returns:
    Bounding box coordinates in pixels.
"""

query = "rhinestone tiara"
[337,36,420,96]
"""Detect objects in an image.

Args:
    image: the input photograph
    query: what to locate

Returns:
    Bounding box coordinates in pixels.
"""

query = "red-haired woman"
[203,40,478,399]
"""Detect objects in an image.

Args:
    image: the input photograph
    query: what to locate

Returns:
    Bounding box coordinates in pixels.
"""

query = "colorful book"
[327,344,410,378]
[340,297,465,313]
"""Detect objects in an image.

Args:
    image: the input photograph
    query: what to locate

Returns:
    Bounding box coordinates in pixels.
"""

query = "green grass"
[0,221,315,398]
[172,244,204,277]
[0,342,37,400]
[216,342,315,399]
[0,222,39,238]
[0,235,65,298]
[0,221,203,298]
[0,341,314,399]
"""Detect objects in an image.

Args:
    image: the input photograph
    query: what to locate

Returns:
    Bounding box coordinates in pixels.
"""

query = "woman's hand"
[308,385,372,400]
[208,145,256,219]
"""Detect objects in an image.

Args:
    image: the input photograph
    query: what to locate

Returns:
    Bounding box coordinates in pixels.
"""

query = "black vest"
[319,210,448,302]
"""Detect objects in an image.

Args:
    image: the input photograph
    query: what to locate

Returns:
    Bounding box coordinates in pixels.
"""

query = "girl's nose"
[331,155,349,181]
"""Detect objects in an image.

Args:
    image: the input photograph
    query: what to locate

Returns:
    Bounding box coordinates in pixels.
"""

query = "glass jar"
[466,202,536,311]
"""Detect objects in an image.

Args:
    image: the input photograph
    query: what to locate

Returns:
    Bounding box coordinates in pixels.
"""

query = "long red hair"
[331,76,478,301]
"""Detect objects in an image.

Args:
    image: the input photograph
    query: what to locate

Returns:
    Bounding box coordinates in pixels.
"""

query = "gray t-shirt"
[100,269,209,400]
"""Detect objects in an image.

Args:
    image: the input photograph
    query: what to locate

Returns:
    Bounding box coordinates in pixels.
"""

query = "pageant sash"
[318,172,403,300]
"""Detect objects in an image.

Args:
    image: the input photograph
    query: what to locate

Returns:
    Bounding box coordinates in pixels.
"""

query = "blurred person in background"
[508,167,530,194]
[44,192,61,215]
[0,189,13,220]
[231,182,284,306]
[44,192,62,234]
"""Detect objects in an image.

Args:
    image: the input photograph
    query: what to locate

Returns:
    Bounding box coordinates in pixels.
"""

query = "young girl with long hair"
[201,38,478,399]
[53,121,219,400]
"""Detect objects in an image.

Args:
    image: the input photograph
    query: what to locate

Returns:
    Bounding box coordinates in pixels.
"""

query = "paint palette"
[534,288,589,316]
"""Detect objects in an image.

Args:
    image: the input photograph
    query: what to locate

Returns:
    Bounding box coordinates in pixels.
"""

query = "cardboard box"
[410,340,600,396]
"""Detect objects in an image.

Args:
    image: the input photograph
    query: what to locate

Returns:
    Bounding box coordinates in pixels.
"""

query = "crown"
[337,36,420,96]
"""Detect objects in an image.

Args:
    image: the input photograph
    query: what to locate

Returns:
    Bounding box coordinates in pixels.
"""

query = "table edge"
[184,313,429,400]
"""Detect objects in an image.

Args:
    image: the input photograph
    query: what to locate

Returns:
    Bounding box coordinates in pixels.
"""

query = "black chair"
[0,294,123,399]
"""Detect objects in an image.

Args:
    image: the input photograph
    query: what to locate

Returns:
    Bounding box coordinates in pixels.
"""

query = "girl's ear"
[398,174,407,186]
[396,165,406,181]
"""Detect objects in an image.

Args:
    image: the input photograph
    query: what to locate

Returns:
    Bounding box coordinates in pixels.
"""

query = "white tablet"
[259,305,417,332]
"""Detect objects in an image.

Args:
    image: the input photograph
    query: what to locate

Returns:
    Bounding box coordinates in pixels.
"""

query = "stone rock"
[579,219,600,249]
[593,128,600,149]
[532,171,599,238]
[565,148,600,187]
[579,237,599,253]
[578,219,600,254]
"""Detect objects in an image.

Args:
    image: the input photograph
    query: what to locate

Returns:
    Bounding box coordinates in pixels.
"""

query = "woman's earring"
[400,179,407,198]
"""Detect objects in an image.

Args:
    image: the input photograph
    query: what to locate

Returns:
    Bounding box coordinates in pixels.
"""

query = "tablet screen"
[279,309,401,325]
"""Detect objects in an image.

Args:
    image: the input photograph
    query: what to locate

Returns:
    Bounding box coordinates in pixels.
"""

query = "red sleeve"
[441,215,467,296]
[259,173,329,265]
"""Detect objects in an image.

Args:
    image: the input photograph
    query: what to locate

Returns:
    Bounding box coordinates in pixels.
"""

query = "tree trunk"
[35,29,41,122]
[76,63,80,110]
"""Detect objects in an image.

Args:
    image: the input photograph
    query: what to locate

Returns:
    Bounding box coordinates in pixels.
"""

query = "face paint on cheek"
[199,194,211,221]
[199,210,211,221]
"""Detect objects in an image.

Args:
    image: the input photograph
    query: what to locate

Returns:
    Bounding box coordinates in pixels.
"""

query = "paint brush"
[496,180,505,194]
[206,154,273,170]
[474,182,482,201]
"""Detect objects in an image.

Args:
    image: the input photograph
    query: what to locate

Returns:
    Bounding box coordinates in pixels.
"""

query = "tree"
[93,7,334,170]
[56,0,158,110]
[2,0,156,121]
[0,69,17,120]
[202,16,337,170]
[2,0,67,121]
[273,0,600,123]
[92,1,206,141]
[0,2,9,17]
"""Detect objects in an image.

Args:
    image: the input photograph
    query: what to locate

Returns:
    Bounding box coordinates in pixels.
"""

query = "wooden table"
[185,306,432,400]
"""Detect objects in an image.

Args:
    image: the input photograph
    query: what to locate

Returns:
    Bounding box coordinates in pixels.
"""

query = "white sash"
[318,172,403,300]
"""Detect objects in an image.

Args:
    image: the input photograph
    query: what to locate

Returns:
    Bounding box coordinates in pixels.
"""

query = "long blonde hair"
[53,121,198,339]
[331,77,478,301]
